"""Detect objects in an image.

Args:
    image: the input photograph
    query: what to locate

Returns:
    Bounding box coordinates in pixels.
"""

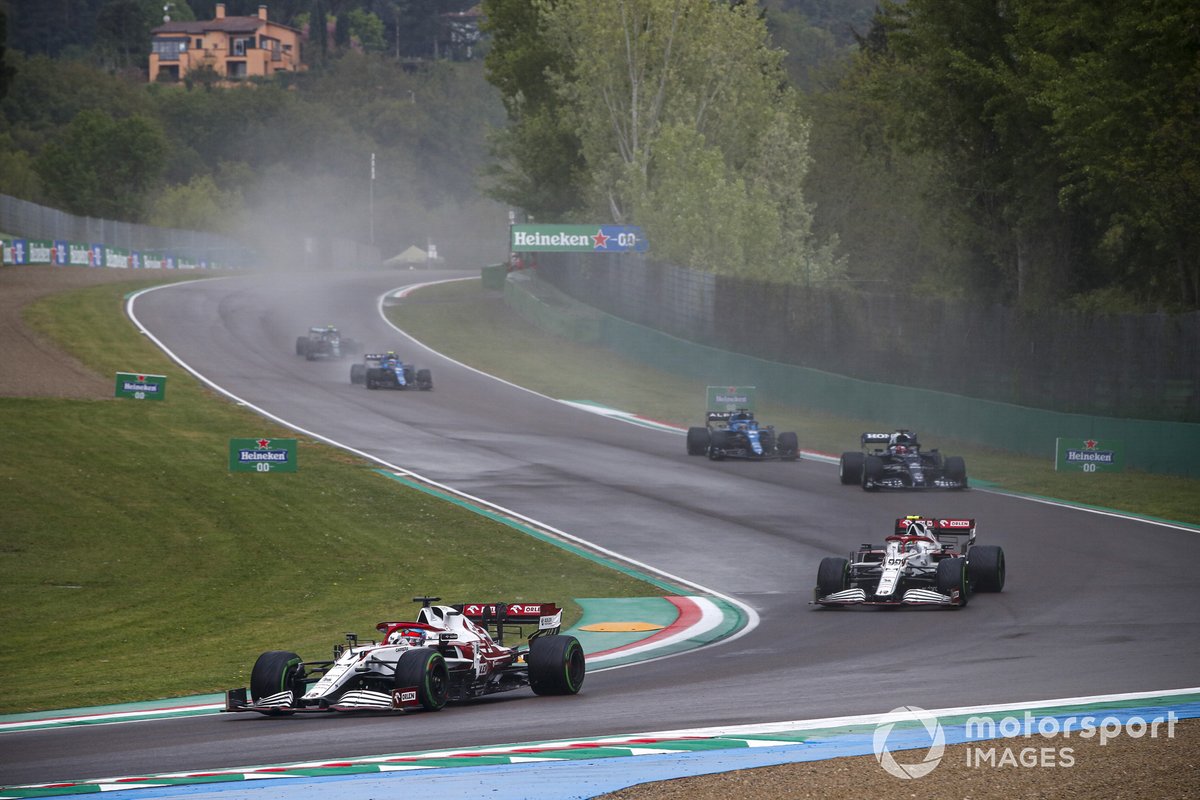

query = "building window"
[195,38,203,48]
[152,38,187,61]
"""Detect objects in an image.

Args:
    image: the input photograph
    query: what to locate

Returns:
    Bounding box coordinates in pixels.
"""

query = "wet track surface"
[5,269,1198,785]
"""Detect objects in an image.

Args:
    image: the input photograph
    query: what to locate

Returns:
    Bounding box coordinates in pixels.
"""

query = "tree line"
[2,0,1196,310]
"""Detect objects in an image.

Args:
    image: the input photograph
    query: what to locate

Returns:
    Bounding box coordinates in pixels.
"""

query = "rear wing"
[894,517,977,552]
[707,409,754,426]
[453,602,563,645]
[861,432,892,447]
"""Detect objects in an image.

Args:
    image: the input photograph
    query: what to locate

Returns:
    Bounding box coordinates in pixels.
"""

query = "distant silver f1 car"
[686,410,799,461]
[224,597,584,715]
[296,326,358,361]
[814,516,1005,608]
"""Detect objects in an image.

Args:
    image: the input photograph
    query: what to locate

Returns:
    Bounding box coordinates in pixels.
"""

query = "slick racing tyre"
[686,426,710,456]
[839,452,864,484]
[529,635,586,696]
[250,650,304,714]
[707,430,732,460]
[416,368,433,391]
[944,455,968,487]
[936,557,970,607]
[777,432,799,461]
[817,557,849,598]
[349,363,365,385]
[968,545,1006,592]
[394,648,449,711]
[861,455,884,491]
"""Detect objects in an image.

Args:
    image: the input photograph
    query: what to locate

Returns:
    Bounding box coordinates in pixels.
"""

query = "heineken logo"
[239,450,290,462]
[1065,449,1114,463]
[714,394,749,404]
[510,223,647,253]
[513,231,593,248]
[229,437,298,472]
[122,380,160,393]
[114,372,166,401]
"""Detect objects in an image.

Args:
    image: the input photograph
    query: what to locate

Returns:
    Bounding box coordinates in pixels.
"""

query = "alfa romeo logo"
[872,705,946,779]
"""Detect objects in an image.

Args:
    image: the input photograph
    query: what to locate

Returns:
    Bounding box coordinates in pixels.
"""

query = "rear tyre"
[968,545,1005,592]
[944,456,968,487]
[393,648,448,711]
[528,635,586,696]
[936,558,970,607]
[777,432,799,461]
[349,363,365,385]
[817,557,849,598]
[416,368,433,391]
[250,650,304,714]
[862,455,883,491]
[295,337,307,357]
[686,427,710,456]
[839,452,864,485]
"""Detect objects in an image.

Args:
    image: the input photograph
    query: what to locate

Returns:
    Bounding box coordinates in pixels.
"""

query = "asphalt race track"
[5,269,1198,786]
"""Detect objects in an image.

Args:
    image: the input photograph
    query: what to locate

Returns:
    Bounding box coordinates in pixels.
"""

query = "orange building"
[149,4,303,83]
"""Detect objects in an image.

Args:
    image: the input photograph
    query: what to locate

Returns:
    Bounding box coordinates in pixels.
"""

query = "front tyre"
[528,635,586,696]
[250,650,304,714]
[936,557,970,607]
[416,368,433,391]
[394,648,449,711]
[944,455,968,488]
[968,545,1005,592]
[817,557,849,598]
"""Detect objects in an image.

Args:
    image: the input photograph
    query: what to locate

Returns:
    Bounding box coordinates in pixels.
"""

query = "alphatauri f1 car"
[813,516,1005,608]
[224,597,585,715]
[839,430,967,490]
[686,410,799,461]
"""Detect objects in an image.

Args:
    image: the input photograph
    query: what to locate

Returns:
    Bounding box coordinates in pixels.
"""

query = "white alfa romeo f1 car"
[224,597,585,715]
[813,516,1005,608]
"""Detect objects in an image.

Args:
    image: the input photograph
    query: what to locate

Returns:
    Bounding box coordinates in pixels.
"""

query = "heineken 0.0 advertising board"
[229,438,298,473]
[115,372,166,400]
[510,224,648,253]
[1055,438,1124,472]
[707,386,756,412]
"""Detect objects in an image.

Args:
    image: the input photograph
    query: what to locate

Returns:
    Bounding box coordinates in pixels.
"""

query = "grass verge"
[389,279,1200,527]
[0,278,663,714]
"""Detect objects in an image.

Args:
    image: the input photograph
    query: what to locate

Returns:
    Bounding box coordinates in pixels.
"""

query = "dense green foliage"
[3,0,1195,308]
[0,278,662,713]
[806,0,1200,309]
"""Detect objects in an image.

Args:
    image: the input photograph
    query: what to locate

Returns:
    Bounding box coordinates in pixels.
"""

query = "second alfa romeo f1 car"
[686,410,799,461]
[813,516,1005,608]
[350,352,433,391]
[839,430,967,490]
[296,326,358,361]
[224,597,585,715]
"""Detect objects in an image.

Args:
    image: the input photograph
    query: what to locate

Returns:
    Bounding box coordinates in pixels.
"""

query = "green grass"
[0,278,663,714]
[390,279,1200,527]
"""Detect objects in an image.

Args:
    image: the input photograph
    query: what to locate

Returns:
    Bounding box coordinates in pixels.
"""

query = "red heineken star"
[257,439,271,449]
[592,229,610,249]
[1084,439,1098,449]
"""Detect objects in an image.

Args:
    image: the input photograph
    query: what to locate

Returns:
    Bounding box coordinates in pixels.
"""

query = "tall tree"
[35,109,169,221]
[480,0,586,219]
[535,0,839,279]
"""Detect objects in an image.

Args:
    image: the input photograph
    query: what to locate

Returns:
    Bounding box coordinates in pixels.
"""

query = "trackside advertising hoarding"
[1055,438,1124,472]
[707,386,757,412]
[114,372,166,400]
[229,438,298,472]
[510,224,648,253]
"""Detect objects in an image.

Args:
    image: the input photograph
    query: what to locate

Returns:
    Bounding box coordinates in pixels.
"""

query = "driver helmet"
[387,627,424,646]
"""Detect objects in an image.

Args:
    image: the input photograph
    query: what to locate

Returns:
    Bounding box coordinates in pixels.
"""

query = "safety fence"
[533,253,1200,424]
[503,270,1200,477]
[0,193,382,271]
